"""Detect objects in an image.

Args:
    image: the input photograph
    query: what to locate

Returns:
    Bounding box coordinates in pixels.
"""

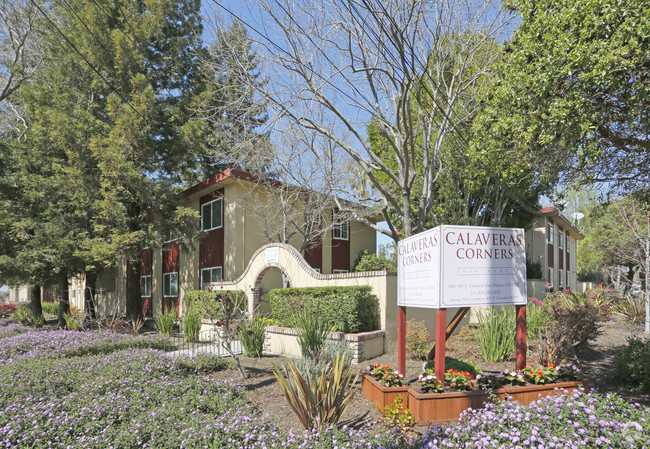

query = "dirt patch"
[212,320,650,435]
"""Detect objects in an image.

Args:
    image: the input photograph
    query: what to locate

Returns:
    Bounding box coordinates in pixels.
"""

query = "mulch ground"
[211,319,650,435]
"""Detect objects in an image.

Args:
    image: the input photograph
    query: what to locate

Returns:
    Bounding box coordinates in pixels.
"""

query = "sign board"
[265,247,279,264]
[397,225,527,308]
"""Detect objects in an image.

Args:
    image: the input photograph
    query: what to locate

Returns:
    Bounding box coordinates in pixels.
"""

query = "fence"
[162,325,243,358]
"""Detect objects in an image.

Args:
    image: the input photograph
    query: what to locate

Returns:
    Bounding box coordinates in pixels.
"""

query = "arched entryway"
[252,263,292,315]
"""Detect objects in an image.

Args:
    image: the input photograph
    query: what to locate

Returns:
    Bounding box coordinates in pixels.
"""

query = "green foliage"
[525,259,542,280]
[526,301,551,340]
[185,290,245,320]
[41,302,59,316]
[612,295,646,325]
[377,395,416,431]
[295,339,353,383]
[155,309,176,337]
[14,303,31,324]
[416,371,444,393]
[239,316,266,357]
[473,307,516,362]
[352,250,396,272]
[295,307,331,359]
[273,355,360,431]
[613,337,650,393]
[181,309,202,343]
[269,286,379,333]
[405,318,432,360]
[366,363,404,387]
[423,357,483,376]
[63,310,85,331]
[175,353,235,374]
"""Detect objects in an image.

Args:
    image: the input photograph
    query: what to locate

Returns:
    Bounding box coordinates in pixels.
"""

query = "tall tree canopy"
[484,0,650,192]
[0,0,207,317]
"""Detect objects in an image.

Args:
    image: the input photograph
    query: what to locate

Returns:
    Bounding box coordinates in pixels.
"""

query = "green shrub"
[474,307,515,362]
[352,250,396,272]
[155,309,176,337]
[14,303,31,324]
[611,295,646,325]
[526,301,550,339]
[296,339,353,382]
[295,307,331,358]
[182,309,202,342]
[41,302,59,316]
[269,286,379,333]
[184,290,245,320]
[64,310,85,331]
[175,353,235,373]
[406,318,432,360]
[424,356,483,376]
[239,316,266,357]
[613,337,650,393]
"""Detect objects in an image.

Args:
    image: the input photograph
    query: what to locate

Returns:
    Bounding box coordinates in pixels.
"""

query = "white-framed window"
[547,223,554,244]
[201,267,222,289]
[548,268,554,289]
[313,268,321,273]
[558,228,563,249]
[558,269,564,288]
[333,220,349,240]
[163,232,178,243]
[140,275,151,297]
[163,272,178,297]
[201,198,223,231]
[566,232,570,253]
[333,269,349,274]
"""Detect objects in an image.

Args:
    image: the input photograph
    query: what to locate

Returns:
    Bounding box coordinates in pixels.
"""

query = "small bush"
[613,337,650,393]
[0,304,16,318]
[270,286,379,333]
[352,250,396,272]
[295,339,352,382]
[63,310,85,331]
[526,301,550,339]
[184,290,245,320]
[423,356,483,376]
[295,307,331,358]
[155,309,176,337]
[611,295,646,325]
[175,353,235,373]
[14,303,31,324]
[473,307,515,362]
[182,309,202,343]
[41,302,59,316]
[406,319,432,360]
[239,316,266,357]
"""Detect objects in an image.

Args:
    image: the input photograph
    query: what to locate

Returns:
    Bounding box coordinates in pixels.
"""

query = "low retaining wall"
[264,325,385,363]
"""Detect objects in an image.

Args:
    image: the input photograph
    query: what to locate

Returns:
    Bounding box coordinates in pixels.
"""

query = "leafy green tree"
[0,0,207,319]
[485,0,650,191]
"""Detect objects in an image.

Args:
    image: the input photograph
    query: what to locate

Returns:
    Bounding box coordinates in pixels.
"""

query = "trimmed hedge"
[269,286,379,333]
[184,290,246,319]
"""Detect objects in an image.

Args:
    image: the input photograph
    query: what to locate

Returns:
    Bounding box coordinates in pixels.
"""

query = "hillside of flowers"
[0,326,648,448]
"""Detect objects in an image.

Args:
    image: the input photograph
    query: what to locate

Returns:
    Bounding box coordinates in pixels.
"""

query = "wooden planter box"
[407,387,506,426]
[361,374,409,410]
[501,381,585,406]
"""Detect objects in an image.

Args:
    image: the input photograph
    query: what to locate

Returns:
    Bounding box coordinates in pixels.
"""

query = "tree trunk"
[84,271,98,319]
[125,258,142,320]
[30,286,42,321]
[57,277,70,328]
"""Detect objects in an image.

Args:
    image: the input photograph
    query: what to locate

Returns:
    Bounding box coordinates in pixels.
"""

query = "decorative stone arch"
[204,242,398,336]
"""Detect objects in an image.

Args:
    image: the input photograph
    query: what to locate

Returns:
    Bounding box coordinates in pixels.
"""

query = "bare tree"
[0,0,43,103]
[208,0,513,240]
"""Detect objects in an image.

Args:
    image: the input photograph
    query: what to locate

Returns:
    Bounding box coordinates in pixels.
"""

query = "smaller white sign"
[265,247,279,264]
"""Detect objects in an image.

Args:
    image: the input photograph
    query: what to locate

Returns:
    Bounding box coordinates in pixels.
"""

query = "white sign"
[265,247,279,264]
[397,225,527,308]
[397,227,441,308]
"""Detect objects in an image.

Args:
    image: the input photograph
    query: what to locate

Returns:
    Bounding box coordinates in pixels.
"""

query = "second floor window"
[547,223,554,245]
[558,228,563,249]
[202,198,223,231]
[163,272,178,297]
[140,275,151,297]
[566,231,570,253]
[333,220,349,240]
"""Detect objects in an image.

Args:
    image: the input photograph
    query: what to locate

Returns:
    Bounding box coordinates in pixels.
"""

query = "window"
[558,228,563,249]
[566,232,570,253]
[558,269,564,288]
[566,271,570,290]
[548,268,554,289]
[201,198,223,231]
[163,232,178,243]
[333,220,349,240]
[163,272,178,297]
[313,268,321,273]
[547,223,554,244]
[201,267,222,289]
[140,275,151,297]
[333,269,349,274]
